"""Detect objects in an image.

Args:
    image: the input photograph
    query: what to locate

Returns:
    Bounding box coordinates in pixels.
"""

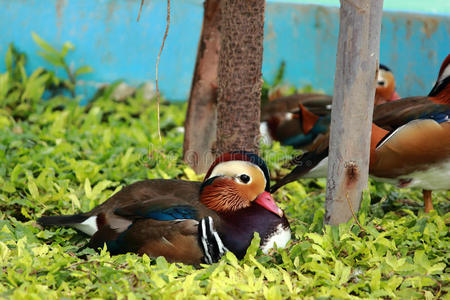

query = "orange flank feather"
[429,84,450,105]
[369,124,389,168]
[370,120,450,178]
[299,103,320,134]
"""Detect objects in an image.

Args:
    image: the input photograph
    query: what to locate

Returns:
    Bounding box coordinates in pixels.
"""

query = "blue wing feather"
[420,110,449,124]
[142,205,198,220]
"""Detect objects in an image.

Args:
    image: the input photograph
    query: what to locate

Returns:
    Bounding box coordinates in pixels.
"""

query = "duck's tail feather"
[38,214,99,236]
[271,149,329,193]
[37,214,89,226]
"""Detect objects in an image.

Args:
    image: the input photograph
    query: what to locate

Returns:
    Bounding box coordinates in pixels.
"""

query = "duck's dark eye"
[377,80,385,86]
[239,174,251,184]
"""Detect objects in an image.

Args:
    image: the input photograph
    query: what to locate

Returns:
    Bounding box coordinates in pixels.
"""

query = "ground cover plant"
[0,42,449,299]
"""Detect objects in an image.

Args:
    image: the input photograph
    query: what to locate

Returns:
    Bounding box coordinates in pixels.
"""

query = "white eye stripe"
[438,64,450,84]
[377,70,386,87]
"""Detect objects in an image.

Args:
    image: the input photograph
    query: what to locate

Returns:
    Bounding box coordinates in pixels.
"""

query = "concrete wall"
[1,0,449,102]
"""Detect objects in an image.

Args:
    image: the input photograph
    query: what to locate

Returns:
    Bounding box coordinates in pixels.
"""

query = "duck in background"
[375,64,401,105]
[38,151,290,265]
[271,54,450,213]
[373,55,450,129]
[260,64,400,150]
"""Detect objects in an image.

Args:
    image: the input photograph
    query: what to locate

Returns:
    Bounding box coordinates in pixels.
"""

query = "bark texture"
[325,0,384,225]
[183,0,221,173]
[215,0,265,156]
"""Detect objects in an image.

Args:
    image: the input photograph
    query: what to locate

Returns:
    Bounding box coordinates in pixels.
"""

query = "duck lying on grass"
[38,151,291,265]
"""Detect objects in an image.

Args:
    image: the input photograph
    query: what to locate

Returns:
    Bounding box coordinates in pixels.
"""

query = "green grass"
[1,43,449,299]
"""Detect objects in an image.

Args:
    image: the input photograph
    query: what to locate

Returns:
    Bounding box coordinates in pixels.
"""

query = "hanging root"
[155,0,171,142]
[136,0,170,142]
[137,0,144,22]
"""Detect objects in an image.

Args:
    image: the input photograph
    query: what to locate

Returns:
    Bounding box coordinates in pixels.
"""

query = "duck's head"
[200,151,283,217]
[375,64,400,105]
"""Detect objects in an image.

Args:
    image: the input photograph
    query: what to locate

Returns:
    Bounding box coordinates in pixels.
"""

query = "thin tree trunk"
[215,0,265,155]
[183,0,221,173]
[325,0,384,225]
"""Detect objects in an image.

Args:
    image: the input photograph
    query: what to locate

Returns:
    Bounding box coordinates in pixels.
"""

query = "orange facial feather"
[375,71,396,105]
[200,178,251,213]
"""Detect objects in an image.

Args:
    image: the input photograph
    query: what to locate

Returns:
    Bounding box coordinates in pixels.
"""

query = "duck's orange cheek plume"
[200,181,246,212]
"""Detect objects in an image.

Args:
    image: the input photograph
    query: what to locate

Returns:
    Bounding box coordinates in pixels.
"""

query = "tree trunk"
[183,0,221,173]
[325,0,384,225]
[215,0,265,156]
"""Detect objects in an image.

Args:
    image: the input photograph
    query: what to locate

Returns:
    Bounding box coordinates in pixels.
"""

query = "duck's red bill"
[255,191,284,217]
[390,91,401,101]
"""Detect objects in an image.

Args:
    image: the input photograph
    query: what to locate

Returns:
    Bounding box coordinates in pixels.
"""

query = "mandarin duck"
[38,151,291,265]
[271,55,450,213]
[260,64,399,150]
[375,64,401,105]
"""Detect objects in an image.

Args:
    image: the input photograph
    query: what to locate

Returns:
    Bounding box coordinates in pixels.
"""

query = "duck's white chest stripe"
[199,217,229,264]
[73,216,98,236]
[261,224,291,254]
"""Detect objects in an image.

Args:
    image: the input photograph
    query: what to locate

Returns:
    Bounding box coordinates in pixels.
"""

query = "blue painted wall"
[263,4,450,96]
[0,0,449,102]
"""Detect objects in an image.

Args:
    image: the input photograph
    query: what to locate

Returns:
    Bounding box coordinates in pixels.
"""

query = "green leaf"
[5,45,13,72]
[28,180,39,200]
[91,180,114,200]
[263,285,282,300]
[32,32,60,56]
[244,232,261,260]
[370,268,381,291]
[0,73,10,100]
[0,241,10,262]
[61,41,75,57]
[426,262,446,275]
[334,260,351,285]
[10,164,23,182]
[358,189,371,225]
[37,51,64,67]
[74,65,93,77]
[120,147,135,169]
[68,194,81,210]
[0,180,16,193]
[21,68,50,101]
[20,207,31,219]
[183,167,201,181]
[84,178,92,199]
[225,251,239,267]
